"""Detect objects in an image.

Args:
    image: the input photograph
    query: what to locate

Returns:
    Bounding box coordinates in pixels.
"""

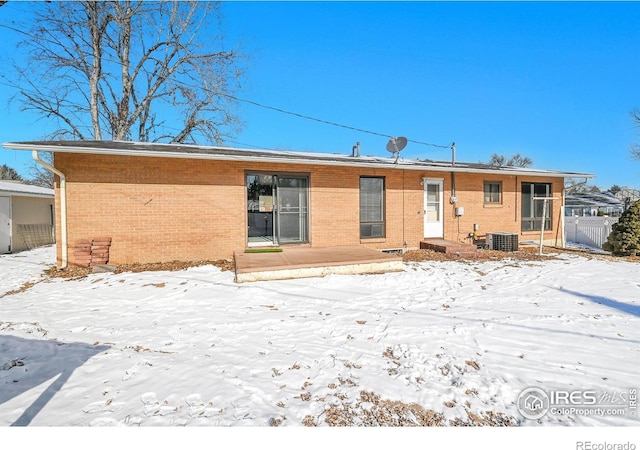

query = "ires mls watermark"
[516,387,638,420]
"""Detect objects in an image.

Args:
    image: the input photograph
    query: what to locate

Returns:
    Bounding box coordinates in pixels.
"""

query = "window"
[484,181,502,204]
[360,176,385,238]
[521,182,552,231]
[246,173,309,245]
[426,183,440,222]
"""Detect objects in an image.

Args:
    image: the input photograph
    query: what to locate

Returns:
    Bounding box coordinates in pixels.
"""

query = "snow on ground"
[1,245,639,430]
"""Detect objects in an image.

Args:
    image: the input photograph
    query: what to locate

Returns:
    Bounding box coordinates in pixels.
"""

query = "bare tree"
[487,153,533,168]
[28,152,54,188]
[631,108,640,160]
[8,1,245,144]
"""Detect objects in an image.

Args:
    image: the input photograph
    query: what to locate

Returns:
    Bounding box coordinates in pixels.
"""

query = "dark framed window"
[484,181,502,204]
[521,182,552,231]
[360,176,385,238]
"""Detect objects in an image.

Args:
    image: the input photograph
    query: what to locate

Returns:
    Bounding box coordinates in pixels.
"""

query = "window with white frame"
[484,181,502,204]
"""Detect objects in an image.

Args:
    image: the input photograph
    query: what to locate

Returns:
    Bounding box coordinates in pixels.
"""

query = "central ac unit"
[486,232,519,252]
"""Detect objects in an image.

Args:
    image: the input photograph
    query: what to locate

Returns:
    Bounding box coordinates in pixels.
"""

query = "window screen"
[360,177,385,238]
[484,181,502,203]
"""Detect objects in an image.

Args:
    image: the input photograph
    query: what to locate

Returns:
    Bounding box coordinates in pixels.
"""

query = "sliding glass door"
[276,176,308,244]
[246,173,309,246]
[247,174,276,245]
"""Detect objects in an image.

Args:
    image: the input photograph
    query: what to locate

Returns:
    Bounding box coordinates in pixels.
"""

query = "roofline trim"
[2,141,595,179]
[0,191,54,198]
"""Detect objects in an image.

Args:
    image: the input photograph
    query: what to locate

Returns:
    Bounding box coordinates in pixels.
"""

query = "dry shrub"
[306,390,517,427]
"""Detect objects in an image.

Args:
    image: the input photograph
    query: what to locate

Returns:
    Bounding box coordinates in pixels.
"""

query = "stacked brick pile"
[73,240,92,267]
[73,237,112,267]
[90,237,112,265]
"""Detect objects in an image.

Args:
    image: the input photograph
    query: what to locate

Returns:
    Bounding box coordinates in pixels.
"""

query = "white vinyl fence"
[564,216,618,249]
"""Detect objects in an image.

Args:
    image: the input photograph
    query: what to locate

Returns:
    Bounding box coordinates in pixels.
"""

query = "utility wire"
[221,93,451,149]
[0,22,452,150]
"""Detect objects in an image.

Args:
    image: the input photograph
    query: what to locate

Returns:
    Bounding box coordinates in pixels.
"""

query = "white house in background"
[565,192,625,217]
[0,180,55,254]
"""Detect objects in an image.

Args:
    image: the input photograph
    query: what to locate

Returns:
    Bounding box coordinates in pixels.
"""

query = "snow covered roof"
[2,140,594,179]
[565,192,624,208]
[0,180,54,198]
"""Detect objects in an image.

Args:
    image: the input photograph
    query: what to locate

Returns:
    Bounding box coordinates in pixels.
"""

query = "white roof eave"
[0,190,54,198]
[2,141,595,179]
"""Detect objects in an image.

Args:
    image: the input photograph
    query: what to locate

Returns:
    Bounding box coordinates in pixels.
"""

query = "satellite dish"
[386,137,407,160]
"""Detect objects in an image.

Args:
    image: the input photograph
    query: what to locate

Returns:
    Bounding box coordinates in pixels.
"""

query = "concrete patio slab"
[234,246,404,282]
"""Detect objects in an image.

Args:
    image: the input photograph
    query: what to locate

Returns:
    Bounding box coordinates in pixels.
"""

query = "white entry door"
[423,179,444,238]
[0,196,11,254]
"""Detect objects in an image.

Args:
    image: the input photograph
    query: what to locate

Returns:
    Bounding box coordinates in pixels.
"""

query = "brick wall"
[437,172,563,245]
[53,153,565,267]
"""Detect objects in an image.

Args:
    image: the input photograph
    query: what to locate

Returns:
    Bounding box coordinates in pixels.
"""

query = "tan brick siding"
[53,153,565,267]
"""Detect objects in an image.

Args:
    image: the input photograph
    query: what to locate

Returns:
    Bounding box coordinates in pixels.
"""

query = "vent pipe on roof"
[32,151,68,269]
[352,142,360,157]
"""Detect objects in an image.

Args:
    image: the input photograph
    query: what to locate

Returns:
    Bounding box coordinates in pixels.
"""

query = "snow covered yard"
[1,246,639,429]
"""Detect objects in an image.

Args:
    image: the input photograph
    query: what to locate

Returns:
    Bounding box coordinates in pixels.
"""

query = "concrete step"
[420,239,478,257]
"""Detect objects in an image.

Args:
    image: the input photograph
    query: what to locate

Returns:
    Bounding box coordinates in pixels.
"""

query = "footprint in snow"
[452,325,470,335]
[82,399,123,414]
[141,392,160,417]
[140,392,179,417]
[122,362,145,381]
[154,404,180,416]
[186,394,206,417]
[186,393,204,407]
[88,417,120,426]
[140,392,159,406]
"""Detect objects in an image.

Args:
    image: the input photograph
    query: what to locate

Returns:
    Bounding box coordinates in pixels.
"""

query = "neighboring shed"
[0,180,55,254]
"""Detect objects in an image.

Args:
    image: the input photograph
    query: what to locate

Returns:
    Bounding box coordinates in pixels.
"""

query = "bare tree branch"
[6,0,246,144]
[631,108,640,160]
[28,152,54,188]
[487,153,533,168]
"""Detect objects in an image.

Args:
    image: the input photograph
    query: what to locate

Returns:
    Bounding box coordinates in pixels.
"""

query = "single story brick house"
[2,140,592,268]
[0,180,55,254]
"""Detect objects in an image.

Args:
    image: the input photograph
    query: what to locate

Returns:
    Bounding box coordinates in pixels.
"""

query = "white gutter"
[32,151,68,269]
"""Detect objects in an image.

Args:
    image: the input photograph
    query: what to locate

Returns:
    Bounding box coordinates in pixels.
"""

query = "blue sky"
[1,1,640,189]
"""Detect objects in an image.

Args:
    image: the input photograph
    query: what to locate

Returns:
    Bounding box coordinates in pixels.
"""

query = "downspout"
[449,143,458,242]
[561,188,566,249]
[450,142,458,204]
[32,151,68,269]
